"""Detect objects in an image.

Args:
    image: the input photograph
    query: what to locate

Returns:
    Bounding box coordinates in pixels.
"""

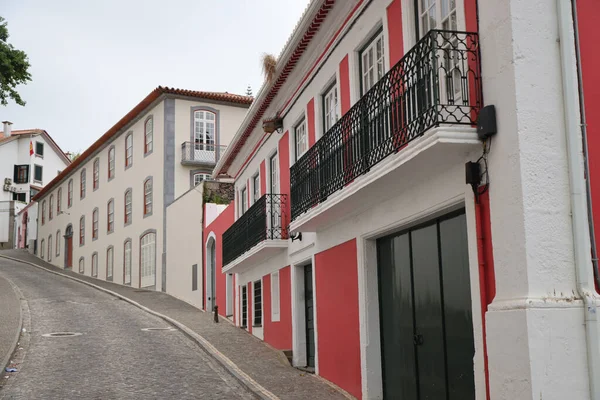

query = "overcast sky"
[0,0,310,154]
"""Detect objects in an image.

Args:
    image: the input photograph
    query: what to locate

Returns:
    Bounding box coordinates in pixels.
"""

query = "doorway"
[304,264,315,369]
[377,210,475,399]
[64,224,73,269]
[206,237,216,312]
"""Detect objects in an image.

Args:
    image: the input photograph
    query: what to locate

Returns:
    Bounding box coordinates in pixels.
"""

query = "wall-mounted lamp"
[290,232,302,242]
[262,116,284,134]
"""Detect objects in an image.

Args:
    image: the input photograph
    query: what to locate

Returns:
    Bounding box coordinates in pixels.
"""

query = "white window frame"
[294,118,308,161]
[193,110,216,151]
[140,232,156,287]
[360,30,386,95]
[49,195,53,220]
[33,164,43,184]
[145,117,153,154]
[80,169,86,199]
[68,179,73,207]
[57,188,62,214]
[79,257,84,274]
[93,158,100,189]
[270,152,279,194]
[47,235,52,262]
[107,247,114,279]
[323,82,340,133]
[252,173,260,203]
[144,179,152,216]
[271,271,280,322]
[194,173,210,186]
[108,147,115,179]
[35,141,44,157]
[92,252,98,277]
[124,240,132,285]
[107,200,114,232]
[240,186,248,214]
[41,200,46,225]
[125,133,133,167]
[40,239,45,259]
[92,209,99,239]
[125,189,132,224]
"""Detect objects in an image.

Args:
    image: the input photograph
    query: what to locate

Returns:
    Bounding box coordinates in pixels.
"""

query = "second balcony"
[181,142,226,166]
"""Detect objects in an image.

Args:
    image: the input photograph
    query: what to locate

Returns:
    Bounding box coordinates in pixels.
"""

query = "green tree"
[0,16,32,106]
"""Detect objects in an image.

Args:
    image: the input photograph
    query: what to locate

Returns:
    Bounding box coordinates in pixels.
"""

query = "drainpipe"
[556,1,600,399]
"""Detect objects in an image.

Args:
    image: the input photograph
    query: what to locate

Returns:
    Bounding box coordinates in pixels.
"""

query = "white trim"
[205,231,217,310]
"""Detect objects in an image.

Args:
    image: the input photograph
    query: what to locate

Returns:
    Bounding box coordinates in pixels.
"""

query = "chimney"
[2,121,12,138]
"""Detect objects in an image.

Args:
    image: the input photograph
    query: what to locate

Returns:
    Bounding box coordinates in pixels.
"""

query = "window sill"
[252,324,263,328]
[144,149,153,158]
[35,154,44,159]
[124,220,132,227]
[125,163,133,171]
[143,212,153,219]
[33,180,42,185]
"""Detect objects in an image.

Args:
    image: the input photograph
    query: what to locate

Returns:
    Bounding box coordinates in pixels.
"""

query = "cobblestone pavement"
[0,275,20,371]
[0,250,351,400]
[0,255,255,400]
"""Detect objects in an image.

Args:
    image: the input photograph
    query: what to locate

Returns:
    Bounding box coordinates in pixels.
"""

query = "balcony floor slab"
[223,240,288,274]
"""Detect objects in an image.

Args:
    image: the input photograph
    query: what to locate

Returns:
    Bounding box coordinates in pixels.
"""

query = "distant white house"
[0,121,70,250]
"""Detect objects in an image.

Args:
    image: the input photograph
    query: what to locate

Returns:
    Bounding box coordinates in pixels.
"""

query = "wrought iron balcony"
[290,30,482,221]
[181,142,226,165]
[222,194,288,267]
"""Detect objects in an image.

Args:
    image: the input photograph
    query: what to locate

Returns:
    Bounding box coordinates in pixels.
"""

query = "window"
[80,169,86,199]
[125,133,133,167]
[253,280,262,327]
[360,30,386,95]
[124,189,132,225]
[108,147,115,179]
[193,110,216,151]
[194,173,210,187]
[418,0,457,36]
[91,252,98,277]
[13,165,29,184]
[57,188,62,214]
[34,165,43,183]
[270,152,279,194]
[79,216,85,246]
[140,232,156,286]
[68,179,73,207]
[144,179,152,217]
[192,264,198,291]
[144,117,153,154]
[252,173,260,203]
[49,195,53,220]
[92,208,99,240]
[271,271,280,322]
[47,235,52,262]
[240,187,247,214]
[124,240,132,285]
[79,257,84,274]
[107,200,114,233]
[41,200,46,225]
[241,285,248,328]
[323,83,339,132]
[294,119,307,161]
[93,159,100,190]
[107,247,114,280]
[12,193,26,202]
[35,141,44,157]
[40,239,45,259]
[56,230,60,256]
[30,187,39,199]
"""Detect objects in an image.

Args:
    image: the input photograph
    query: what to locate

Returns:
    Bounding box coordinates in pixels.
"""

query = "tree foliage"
[0,16,32,106]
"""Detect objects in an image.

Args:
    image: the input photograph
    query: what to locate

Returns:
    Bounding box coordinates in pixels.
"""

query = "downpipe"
[556,1,600,399]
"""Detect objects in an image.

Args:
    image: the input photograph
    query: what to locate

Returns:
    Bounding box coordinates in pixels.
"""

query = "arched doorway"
[64,224,73,269]
[22,211,28,249]
[206,237,216,312]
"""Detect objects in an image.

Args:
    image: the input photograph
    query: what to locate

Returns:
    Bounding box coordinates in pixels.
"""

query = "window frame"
[14,164,29,184]
[93,158,100,190]
[79,215,85,246]
[125,132,133,168]
[80,169,86,199]
[294,118,308,161]
[57,188,62,214]
[140,231,156,287]
[270,152,279,194]
[106,246,114,281]
[322,80,340,133]
[124,188,133,226]
[40,239,45,259]
[68,179,73,208]
[143,178,153,218]
[79,256,84,274]
[124,239,132,285]
[47,235,52,262]
[193,110,216,151]
[359,29,386,96]
[193,173,210,187]
[35,141,44,157]
[33,164,43,183]
[144,116,153,155]
[108,146,115,180]
[92,208,99,240]
[253,279,262,327]
[41,200,46,225]
[91,252,98,277]
[252,173,260,203]
[49,194,54,220]
[240,186,247,215]
[107,199,114,233]
[56,230,61,257]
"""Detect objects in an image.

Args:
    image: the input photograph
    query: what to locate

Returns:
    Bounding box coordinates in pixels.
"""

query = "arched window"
[124,189,132,225]
[56,230,60,256]
[41,200,46,225]
[106,246,114,280]
[40,239,45,259]
[124,240,132,285]
[49,194,54,220]
[80,169,86,199]
[92,208,99,240]
[79,216,85,246]
[47,235,52,262]
[79,257,84,274]
[193,110,216,151]
[68,179,73,207]
[140,232,156,287]
[108,147,115,179]
[125,133,133,167]
[57,188,62,214]
[93,158,100,190]
[144,117,153,154]
[91,252,98,277]
[143,179,152,217]
[107,199,114,233]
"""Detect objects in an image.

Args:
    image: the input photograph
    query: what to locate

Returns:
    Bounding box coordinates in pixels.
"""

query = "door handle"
[413,334,424,346]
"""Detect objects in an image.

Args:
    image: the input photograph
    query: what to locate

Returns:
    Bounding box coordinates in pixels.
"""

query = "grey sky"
[0,0,310,154]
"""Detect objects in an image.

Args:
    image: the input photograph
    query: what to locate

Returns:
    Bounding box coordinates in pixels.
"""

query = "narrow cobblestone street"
[0,255,255,400]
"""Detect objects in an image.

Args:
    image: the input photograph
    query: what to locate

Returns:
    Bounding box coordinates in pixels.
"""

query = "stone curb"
[0,254,278,400]
[0,276,24,374]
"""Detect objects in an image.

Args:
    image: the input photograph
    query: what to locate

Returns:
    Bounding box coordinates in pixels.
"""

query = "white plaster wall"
[0,140,20,202]
[165,185,204,308]
[25,135,69,187]
[36,100,166,291]
[204,203,228,227]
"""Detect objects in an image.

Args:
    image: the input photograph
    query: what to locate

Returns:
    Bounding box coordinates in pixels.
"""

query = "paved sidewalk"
[0,273,21,371]
[0,250,351,400]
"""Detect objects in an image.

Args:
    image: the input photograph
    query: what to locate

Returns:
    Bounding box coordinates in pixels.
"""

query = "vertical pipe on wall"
[556,1,600,398]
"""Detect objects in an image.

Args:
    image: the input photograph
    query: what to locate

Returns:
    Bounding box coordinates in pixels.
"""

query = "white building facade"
[34,87,251,292]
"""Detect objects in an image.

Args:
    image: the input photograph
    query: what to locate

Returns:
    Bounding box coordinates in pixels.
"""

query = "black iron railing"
[181,142,226,164]
[222,194,288,266]
[290,30,482,221]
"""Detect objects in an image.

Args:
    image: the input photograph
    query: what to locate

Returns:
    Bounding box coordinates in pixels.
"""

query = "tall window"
[79,257,84,274]
[80,169,86,199]
[124,240,132,285]
[57,188,62,214]
[91,252,98,277]
[271,271,280,321]
[41,200,46,225]
[252,174,260,203]
[193,110,216,151]
[253,280,262,327]
[144,179,152,216]
[241,285,248,328]
[144,118,153,154]
[68,179,73,207]
[361,30,386,95]
[93,159,100,189]
[125,133,133,167]
[47,235,52,262]
[79,216,85,246]
[124,189,132,224]
[270,152,279,194]
[92,209,99,239]
[108,147,115,179]
[107,200,114,233]
[294,119,307,161]
[49,195,54,220]
[418,0,457,36]
[35,142,44,157]
[56,230,60,256]
[107,247,114,280]
[240,187,247,214]
[40,239,45,259]
[34,165,43,183]
[140,232,156,286]
[13,165,29,183]
[323,83,339,132]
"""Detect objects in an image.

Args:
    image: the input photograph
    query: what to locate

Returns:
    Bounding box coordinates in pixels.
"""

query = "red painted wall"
[263,266,293,350]
[339,55,351,115]
[386,0,403,67]
[260,160,266,196]
[307,98,316,147]
[203,201,234,318]
[279,132,291,228]
[577,0,600,291]
[315,239,362,399]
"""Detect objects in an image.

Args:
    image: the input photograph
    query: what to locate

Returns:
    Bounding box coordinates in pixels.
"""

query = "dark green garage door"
[377,210,475,399]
